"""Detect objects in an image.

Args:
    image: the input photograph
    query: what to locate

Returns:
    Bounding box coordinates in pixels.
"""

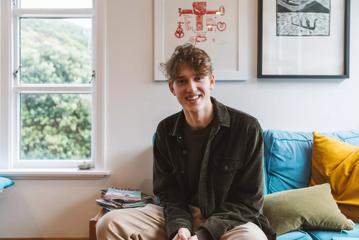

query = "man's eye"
[194,76,204,81]
[176,79,185,84]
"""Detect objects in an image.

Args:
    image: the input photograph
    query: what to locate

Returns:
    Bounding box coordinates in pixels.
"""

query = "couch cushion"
[263,184,354,235]
[278,230,313,240]
[263,130,313,194]
[310,132,359,222]
[307,223,359,240]
[331,131,359,146]
[263,130,359,194]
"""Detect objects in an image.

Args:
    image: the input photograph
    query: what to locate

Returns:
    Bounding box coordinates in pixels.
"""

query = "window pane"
[20,0,93,9]
[20,94,92,160]
[20,18,92,84]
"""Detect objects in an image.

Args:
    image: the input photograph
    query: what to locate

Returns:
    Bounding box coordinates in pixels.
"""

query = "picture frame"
[258,0,350,78]
[154,0,251,81]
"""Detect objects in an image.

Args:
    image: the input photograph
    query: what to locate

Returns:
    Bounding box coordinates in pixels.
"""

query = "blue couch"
[263,130,359,240]
[0,177,14,191]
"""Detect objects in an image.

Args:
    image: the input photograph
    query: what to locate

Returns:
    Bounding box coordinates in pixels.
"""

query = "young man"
[97,44,275,240]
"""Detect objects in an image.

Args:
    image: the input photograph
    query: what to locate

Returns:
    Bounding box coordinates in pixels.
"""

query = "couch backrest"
[262,130,359,195]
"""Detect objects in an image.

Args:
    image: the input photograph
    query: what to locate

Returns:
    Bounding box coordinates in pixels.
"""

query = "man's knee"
[221,222,268,240]
[96,212,111,239]
[96,206,165,240]
[96,211,123,240]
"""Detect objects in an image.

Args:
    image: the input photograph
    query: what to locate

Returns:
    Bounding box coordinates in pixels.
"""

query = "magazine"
[96,187,155,211]
[104,188,142,202]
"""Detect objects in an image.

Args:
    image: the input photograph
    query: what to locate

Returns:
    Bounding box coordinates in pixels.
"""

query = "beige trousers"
[96,204,268,240]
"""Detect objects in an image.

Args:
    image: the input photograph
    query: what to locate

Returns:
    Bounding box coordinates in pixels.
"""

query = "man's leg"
[96,204,166,240]
[220,222,268,240]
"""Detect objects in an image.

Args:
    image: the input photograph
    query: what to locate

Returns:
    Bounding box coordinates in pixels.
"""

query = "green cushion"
[263,184,354,235]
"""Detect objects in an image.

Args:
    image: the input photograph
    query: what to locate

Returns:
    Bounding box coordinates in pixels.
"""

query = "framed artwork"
[154,0,251,81]
[258,0,350,78]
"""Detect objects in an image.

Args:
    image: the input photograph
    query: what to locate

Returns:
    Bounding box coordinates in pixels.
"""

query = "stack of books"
[96,188,154,212]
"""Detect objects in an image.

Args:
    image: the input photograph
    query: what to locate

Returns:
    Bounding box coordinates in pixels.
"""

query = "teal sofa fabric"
[308,223,359,240]
[277,230,313,240]
[263,130,359,240]
[0,177,14,190]
[263,130,313,194]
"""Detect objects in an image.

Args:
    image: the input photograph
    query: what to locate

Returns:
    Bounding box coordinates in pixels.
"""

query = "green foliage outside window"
[19,18,92,160]
[21,18,92,84]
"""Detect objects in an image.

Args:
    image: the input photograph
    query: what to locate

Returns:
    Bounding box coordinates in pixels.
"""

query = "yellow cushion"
[310,132,359,222]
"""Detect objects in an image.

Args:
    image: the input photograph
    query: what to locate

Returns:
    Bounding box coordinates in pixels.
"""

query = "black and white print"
[277,0,330,36]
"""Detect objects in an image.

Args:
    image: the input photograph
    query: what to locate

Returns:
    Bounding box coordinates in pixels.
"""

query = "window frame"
[0,0,107,175]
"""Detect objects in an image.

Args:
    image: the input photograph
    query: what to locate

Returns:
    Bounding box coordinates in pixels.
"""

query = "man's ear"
[210,74,215,90]
[168,80,176,96]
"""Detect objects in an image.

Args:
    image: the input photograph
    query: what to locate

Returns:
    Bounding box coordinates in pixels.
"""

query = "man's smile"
[185,94,202,102]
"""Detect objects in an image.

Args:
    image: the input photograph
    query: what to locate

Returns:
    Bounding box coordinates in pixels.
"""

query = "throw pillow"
[310,132,359,222]
[263,184,354,235]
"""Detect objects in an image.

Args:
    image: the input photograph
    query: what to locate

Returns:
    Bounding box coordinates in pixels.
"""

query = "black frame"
[258,0,350,79]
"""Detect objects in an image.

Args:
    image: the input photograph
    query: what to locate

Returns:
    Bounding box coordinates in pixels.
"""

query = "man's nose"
[185,79,197,91]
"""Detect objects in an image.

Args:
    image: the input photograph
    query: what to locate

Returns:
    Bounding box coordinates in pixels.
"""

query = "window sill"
[0,168,111,180]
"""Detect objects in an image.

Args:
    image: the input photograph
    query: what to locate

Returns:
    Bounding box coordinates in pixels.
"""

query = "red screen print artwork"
[175,1,226,43]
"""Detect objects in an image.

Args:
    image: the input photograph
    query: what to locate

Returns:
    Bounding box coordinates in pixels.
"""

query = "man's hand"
[172,228,191,240]
[172,228,199,240]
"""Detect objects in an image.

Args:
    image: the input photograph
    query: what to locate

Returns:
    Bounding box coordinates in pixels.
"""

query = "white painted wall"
[0,0,358,237]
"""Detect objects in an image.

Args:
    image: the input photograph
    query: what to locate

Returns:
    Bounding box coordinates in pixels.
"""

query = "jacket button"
[180,170,185,174]
[223,165,229,171]
[182,149,188,155]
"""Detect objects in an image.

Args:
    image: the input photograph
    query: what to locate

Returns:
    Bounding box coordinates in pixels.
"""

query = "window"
[0,0,107,176]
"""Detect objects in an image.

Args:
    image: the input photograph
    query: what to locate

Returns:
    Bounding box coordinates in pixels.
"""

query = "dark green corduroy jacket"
[153,98,275,240]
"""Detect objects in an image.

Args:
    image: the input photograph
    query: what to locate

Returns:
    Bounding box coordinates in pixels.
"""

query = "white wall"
[0,0,358,237]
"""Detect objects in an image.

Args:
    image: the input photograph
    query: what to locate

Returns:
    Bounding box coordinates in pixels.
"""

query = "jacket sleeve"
[153,127,193,238]
[198,121,265,240]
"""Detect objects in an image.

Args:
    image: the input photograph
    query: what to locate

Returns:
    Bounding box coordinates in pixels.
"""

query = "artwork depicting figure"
[277,0,330,36]
[175,1,226,43]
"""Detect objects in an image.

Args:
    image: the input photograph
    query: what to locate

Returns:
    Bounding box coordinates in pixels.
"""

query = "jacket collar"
[170,97,230,137]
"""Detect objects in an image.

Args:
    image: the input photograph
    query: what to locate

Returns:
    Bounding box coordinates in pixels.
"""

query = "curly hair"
[161,43,213,81]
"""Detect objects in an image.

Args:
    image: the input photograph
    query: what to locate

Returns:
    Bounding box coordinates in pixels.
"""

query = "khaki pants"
[96,204,268,240]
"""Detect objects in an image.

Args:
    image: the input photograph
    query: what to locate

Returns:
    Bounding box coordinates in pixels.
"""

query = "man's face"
[168,64,215,113]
